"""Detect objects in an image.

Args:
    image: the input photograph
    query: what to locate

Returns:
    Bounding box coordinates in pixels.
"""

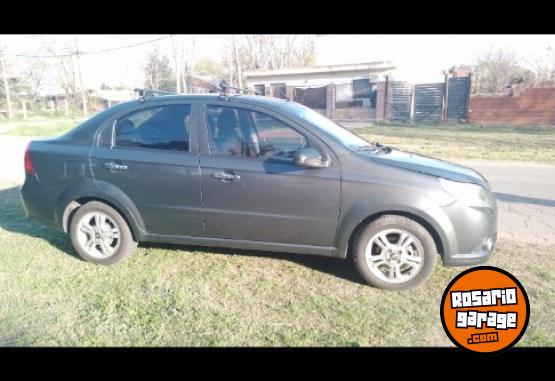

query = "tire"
[69,201,137,265]
[352,215,438,290]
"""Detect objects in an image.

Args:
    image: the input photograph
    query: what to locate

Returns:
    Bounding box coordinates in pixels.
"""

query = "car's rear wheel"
[353,215,437,290]
[69,201,137,265]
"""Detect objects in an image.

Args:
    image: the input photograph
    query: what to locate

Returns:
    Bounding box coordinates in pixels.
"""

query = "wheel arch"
[337,207,448,261]
[55,178,146,241]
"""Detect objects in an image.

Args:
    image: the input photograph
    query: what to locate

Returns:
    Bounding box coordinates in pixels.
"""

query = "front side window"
[280,102,371,150]
[114,104,191,151]
[206,105,307,161]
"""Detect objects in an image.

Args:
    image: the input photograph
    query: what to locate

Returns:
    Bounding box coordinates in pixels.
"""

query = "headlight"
[439,178,490,207]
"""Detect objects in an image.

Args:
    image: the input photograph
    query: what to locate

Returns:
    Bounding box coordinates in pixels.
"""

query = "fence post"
[383,75,389,121]
[443,72,449,122]
[410,84,415,121]
[465,73,472,122]
[326,83,336,119]
[286,86,294,101]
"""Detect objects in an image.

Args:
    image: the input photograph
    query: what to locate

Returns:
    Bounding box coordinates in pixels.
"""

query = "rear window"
[114,104,191,152]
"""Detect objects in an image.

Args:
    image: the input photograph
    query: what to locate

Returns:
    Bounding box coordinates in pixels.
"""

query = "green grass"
[352,122,555,163]
[0,117,85,137]
[0,182,553,346]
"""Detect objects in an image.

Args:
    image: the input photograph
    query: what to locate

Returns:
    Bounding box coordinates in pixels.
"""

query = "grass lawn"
[1,181,553,346]
[0,117,85,137]
[352,122,555,163]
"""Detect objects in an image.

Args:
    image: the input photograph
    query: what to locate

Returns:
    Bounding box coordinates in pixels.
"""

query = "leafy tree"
[194,58,224,79]
[143,49,175,92]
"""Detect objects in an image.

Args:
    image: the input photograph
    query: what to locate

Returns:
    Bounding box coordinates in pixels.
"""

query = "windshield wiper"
[356,142,391,154]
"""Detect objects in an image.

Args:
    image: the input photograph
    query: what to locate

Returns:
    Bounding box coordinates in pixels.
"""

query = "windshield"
[281,102,372,149]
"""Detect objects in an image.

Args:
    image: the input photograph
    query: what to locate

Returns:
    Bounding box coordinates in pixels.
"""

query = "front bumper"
[426,195,498,267]
[443,232,497,266]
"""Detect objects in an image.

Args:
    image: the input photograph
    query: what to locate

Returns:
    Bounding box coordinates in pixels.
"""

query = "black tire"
[352,215,438,290]
[69,201,137,265]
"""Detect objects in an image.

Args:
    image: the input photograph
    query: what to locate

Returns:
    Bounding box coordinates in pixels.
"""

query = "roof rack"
[218,80,262,100]
[134,80,264,103]
[134,88,178,103]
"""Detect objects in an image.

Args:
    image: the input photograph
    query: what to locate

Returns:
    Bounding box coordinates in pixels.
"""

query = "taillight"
[24,143,35,176]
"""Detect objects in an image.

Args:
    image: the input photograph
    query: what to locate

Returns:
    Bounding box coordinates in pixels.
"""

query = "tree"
[473,48,535,94]
[42,40,78,116]
[224,35,316,88]
[0,50,14,118]
[20,56,51,109]
[143,49,175,92]
[194,58,224,79]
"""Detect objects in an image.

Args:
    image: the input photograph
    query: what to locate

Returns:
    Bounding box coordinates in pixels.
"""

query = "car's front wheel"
[353,215,438,290]
[69,201,137,265]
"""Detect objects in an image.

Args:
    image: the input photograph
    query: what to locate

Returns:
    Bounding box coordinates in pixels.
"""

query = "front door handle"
[103,162,128,171]
[211,171,240,182]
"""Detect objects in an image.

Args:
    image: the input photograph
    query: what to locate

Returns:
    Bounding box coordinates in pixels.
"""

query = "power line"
[14,35,173,58]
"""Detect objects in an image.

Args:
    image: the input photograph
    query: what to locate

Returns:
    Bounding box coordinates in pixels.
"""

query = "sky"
[2,34,554,90]
[316,34,555,83]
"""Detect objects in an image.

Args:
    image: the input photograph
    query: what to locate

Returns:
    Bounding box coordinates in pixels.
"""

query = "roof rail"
[218,80,261,100]
[134,88,178,103]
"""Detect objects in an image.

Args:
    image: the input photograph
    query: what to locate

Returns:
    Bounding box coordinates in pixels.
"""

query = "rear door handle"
[103,162,128,171]
[211,171,240,182]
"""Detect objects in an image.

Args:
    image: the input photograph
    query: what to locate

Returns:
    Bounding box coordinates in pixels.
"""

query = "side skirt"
[140,233,338,258]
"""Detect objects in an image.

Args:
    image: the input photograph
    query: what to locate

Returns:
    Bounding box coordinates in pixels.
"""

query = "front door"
[91,103,203,236]
[199,104,341,247]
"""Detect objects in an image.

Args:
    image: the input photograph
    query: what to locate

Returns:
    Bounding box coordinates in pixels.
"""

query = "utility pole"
[189,34,195,93]
[0,49,14,119]
[232,35,243,89]
[74,38,88,117]
[171,35,181,93]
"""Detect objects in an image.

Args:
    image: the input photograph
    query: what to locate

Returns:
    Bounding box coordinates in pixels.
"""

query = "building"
[244,61,395,122]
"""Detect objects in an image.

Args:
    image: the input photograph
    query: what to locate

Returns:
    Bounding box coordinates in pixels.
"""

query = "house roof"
[244,61,395,79]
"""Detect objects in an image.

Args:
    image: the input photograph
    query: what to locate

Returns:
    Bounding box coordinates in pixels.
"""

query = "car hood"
[360,149,491,190]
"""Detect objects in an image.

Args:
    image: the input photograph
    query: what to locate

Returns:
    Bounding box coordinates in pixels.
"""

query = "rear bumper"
[20,174,62,230]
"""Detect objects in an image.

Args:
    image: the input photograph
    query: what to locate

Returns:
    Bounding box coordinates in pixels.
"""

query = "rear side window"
[114,104,191,151]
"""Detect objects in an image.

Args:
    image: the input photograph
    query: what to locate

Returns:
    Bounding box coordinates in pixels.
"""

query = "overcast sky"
[316,34,555,83]
[2,34,554,89]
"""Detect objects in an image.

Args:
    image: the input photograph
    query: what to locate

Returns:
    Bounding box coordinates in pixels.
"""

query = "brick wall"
[469,87,555,125]
[335,107,375,121]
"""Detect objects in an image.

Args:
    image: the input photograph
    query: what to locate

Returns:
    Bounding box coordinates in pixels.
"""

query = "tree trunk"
[1,53,14,119]
[21,98,28,119]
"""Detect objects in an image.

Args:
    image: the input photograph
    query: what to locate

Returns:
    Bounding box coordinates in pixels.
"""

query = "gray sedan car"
[20,93,497,290]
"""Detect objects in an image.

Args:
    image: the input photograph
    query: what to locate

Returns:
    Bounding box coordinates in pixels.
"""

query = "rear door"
[90,102,203,236]
[198,102,341,247]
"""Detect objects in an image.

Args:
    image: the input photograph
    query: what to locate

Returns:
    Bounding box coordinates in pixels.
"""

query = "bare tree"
[0,49,14,118]
[473,48,535,94]
[223,35,316,88]
[43,40,78,116]
[21,56,50,106]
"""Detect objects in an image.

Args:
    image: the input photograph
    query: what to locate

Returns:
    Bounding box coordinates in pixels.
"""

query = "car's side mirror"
[294,147,330,168]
